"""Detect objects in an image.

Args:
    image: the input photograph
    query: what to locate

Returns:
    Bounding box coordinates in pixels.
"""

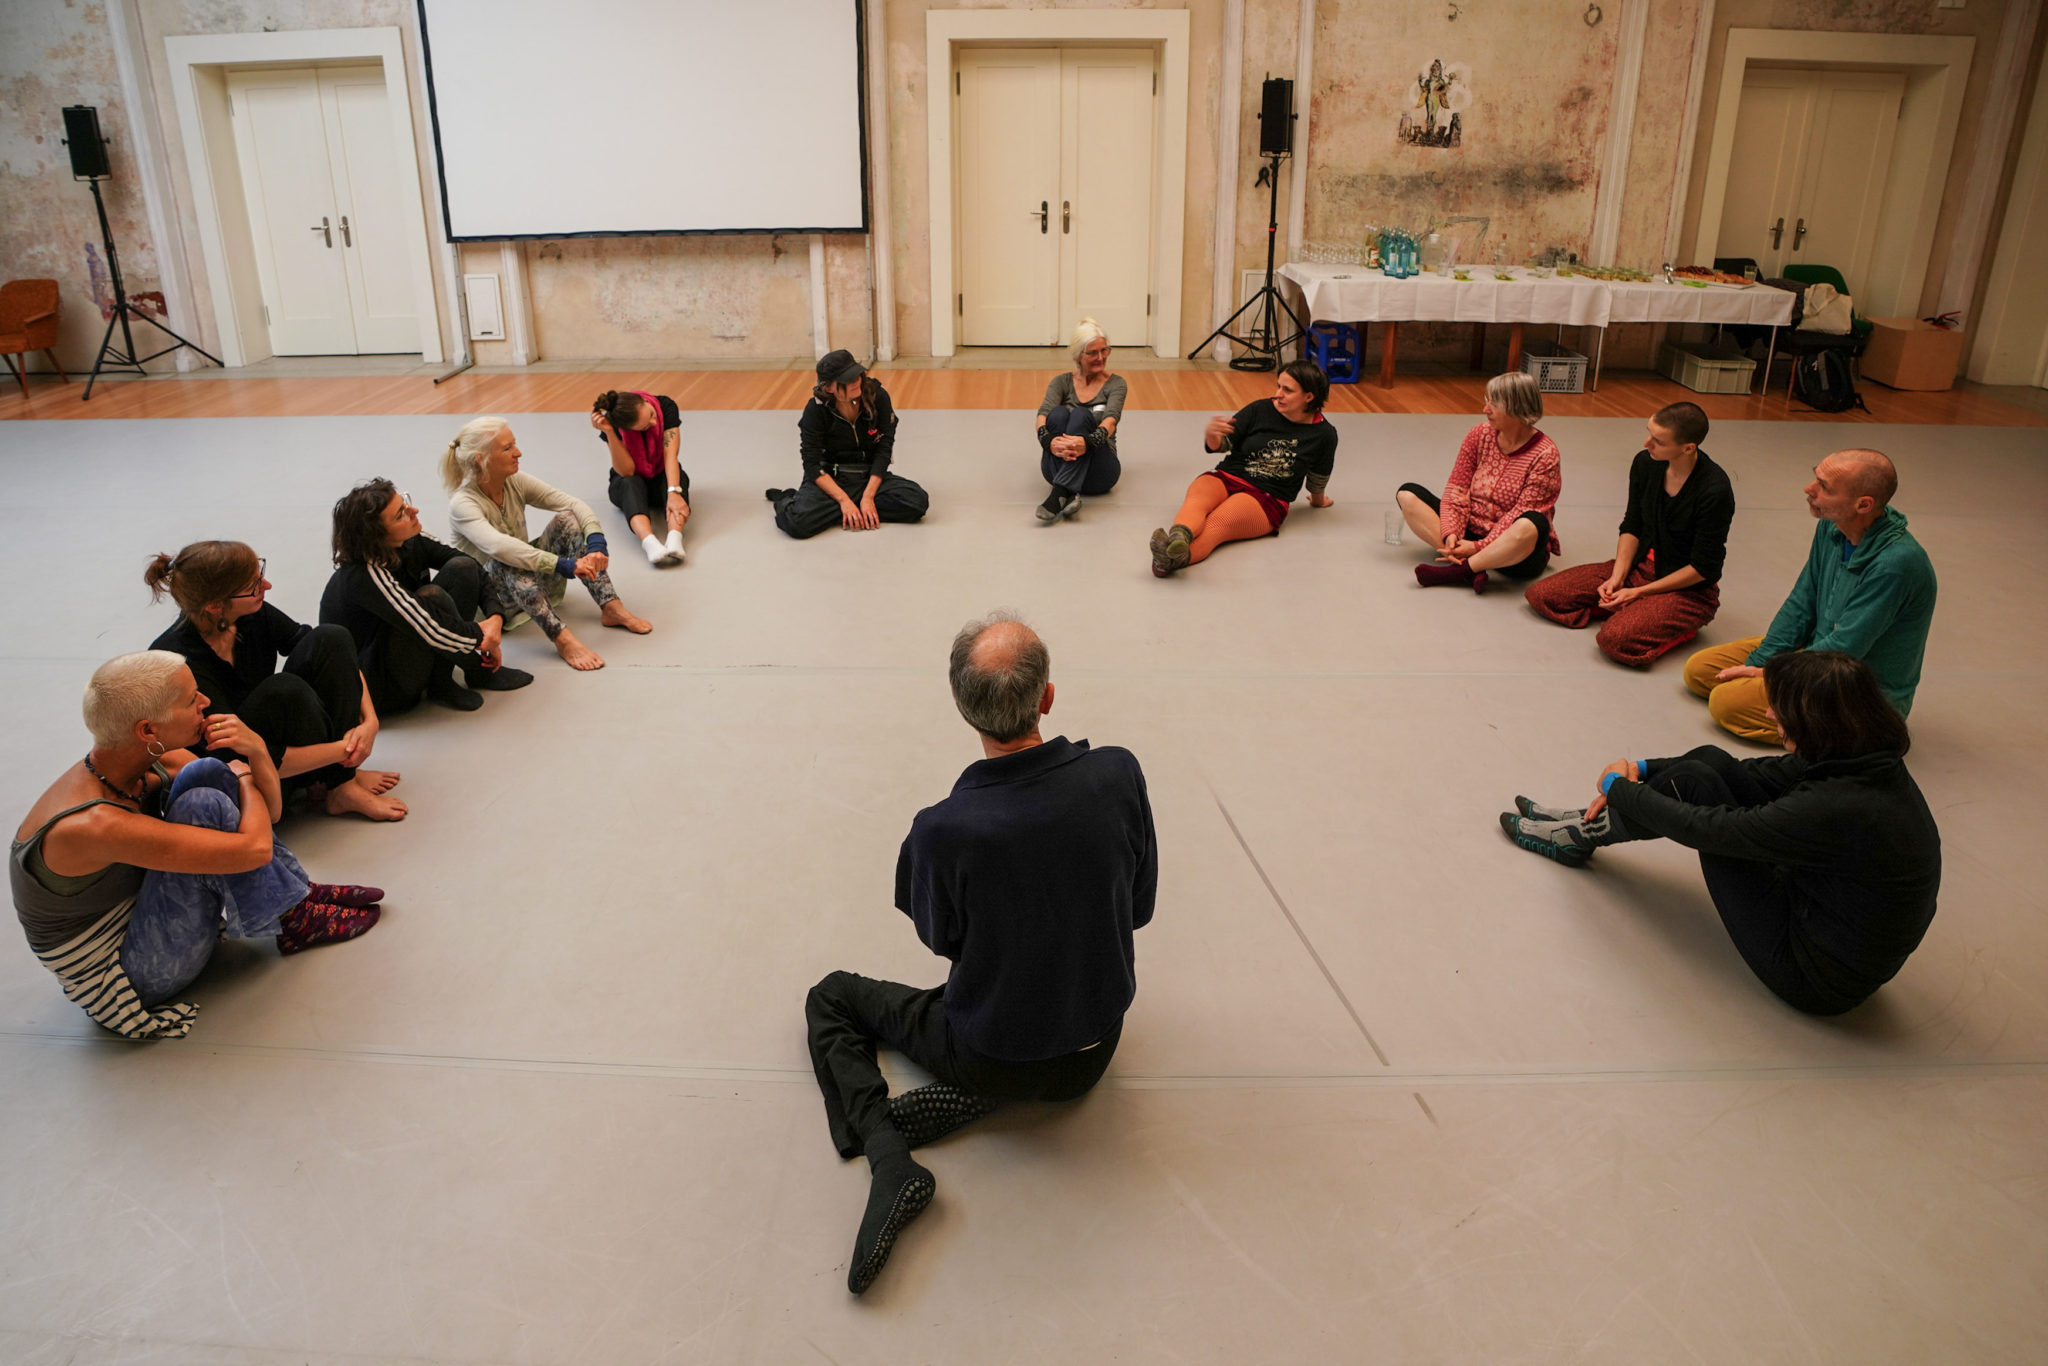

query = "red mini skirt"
[1201,470,1290,531]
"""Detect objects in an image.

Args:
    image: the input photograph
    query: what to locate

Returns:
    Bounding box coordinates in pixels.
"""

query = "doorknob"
[1032,200,1048,233]
[1793,217,1807,249]
[1062,200,1071,233]
[310,216,332,247]
[340,215,352,247]
[1769,216,1783,249]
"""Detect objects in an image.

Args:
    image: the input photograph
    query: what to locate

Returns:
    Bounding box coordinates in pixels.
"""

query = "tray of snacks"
[1670,265,1755,287]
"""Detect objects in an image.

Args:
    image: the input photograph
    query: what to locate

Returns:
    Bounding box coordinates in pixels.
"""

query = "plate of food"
[1671,265,1754,287]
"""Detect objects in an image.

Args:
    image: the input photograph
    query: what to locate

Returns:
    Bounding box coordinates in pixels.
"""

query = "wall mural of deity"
[1399,58,1465,148]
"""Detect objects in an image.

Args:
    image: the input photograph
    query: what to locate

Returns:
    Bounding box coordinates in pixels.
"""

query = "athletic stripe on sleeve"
[368,563,477,655]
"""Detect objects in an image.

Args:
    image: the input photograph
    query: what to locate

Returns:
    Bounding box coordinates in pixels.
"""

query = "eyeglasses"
[399,492,417,512]
[230,559,267,599]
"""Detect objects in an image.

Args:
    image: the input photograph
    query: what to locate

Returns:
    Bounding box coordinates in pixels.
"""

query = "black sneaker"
[1499,812,1596,867]
[848,1157,936,1296]
[469,664,534,692]
[764,487,791,503]
[888,1084,999,1148]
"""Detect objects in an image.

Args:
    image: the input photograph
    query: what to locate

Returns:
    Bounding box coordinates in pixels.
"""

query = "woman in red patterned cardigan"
[1395,371,1562,594]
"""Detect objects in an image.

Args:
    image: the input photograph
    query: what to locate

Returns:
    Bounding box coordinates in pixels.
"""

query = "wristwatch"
[666,485,684,495]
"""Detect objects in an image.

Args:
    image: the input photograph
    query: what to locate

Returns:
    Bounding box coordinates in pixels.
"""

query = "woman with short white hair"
[1395,370,1563,594]
[10,651,381,1039]
[442,416,650,672]
[1032,318,1126,523]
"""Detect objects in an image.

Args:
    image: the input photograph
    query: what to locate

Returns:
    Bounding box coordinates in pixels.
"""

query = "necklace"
[81,753,143,802]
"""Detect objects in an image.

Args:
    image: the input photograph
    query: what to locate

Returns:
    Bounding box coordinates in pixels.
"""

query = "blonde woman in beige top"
[442,417,650,672]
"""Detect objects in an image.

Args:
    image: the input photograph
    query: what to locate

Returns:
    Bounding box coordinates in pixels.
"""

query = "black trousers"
[237,624,362,795]
[1609,745,1856,1016]
[1397,482,1552,579]
[361,555,483,716]
[774,471,929,540]
[1039,406,1123,495]
[805,970,1121,1160]
[607,468,690,524]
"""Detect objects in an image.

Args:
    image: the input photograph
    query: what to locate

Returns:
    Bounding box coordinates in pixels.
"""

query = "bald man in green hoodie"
[1684,449,1936,742]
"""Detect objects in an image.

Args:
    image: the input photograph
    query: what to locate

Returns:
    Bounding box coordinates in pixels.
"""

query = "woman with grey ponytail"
[443,416,651,672]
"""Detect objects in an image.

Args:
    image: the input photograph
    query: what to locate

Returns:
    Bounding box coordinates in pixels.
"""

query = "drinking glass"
[1383,510,1403,546]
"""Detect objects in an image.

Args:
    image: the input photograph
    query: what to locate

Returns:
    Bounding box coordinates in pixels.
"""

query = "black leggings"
[1039,406,1123,495]
[774,471,929,540]
[361,555,482,716]
[1397,482,1551,579]
[607,468,691,524]
[235,624,362,796]
[1610,745,1860,1016]
[805,970,1120,1160]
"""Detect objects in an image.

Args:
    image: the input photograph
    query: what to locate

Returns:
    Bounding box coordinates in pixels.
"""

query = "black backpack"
[1792,349,1868,413]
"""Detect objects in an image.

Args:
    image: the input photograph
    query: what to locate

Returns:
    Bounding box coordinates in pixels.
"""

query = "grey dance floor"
[1,409,2044,1363]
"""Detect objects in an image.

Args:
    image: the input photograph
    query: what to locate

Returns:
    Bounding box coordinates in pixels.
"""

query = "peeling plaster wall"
[6,0,2033,368]
[1305,0,1620,265]
[0,1,168,373]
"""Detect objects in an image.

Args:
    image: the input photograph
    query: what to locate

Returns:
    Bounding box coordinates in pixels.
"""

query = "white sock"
[664,529,685,562]
[641,534,667,564]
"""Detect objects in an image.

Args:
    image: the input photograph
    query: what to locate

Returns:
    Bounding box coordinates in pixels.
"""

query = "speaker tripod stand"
[1188,150,1307,371]
[81,176,219,400]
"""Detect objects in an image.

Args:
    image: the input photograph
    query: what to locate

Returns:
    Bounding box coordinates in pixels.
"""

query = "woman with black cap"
[767,350,929,539]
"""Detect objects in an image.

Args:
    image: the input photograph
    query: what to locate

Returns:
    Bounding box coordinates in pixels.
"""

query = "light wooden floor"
[4,366,2043,424]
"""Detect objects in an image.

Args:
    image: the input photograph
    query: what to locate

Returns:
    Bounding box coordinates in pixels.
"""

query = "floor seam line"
[1208,787,1392,1067]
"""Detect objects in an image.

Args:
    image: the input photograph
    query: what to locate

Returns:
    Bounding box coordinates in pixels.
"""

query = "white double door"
[229,65,417,355]
[1717,67,1906,293]
[955,47,1157,347]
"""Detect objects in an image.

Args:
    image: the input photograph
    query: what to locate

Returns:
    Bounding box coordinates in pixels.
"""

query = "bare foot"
[600,600,652,634]
[325,774,408,821]
[555,628,605,671]
[356,768,401,795]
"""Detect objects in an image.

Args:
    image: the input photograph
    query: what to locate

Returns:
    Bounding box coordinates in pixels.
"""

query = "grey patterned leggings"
[480,511,619,641]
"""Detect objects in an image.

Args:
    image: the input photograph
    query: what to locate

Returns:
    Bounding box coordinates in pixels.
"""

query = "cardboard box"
[1861,318,1967,391]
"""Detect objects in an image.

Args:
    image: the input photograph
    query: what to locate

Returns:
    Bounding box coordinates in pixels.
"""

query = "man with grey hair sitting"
[805,612,1157,1296]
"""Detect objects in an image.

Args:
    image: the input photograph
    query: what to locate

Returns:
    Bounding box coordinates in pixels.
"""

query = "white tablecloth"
[1279,264,1794,329]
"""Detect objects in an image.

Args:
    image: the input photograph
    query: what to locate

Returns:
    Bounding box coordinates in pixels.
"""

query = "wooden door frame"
[926,9,1188,358]
[1692,29,1972,319]
[166,28,443,367]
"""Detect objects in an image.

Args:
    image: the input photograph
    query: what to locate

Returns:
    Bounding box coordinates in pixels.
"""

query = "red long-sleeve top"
[1438,422,1563,556]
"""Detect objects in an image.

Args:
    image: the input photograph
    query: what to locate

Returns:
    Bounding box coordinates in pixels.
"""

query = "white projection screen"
[417,0,867,238]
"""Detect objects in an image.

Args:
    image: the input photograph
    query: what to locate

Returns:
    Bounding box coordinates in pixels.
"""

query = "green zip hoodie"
[1748,506,1937,713]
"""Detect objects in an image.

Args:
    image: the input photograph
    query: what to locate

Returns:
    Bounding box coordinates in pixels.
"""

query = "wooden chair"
[0,279,65,396]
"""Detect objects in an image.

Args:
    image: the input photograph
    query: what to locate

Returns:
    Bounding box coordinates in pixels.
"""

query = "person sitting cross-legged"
[1523,401,1733,667]
[767,351,929,539]
[1396,370,1561,594]
[803,612,1156,1296]
[1683,447,1935,743]
[1499,650,1940,1017]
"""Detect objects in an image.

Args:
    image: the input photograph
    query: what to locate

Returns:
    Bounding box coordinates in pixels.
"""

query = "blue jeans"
[118,759,310,1007]
[1040,405,1122,495]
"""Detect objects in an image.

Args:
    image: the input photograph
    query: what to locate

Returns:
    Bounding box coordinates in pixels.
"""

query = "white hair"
[83,651,189,749]
[440,416,510,491]
[1069,317,1108,364]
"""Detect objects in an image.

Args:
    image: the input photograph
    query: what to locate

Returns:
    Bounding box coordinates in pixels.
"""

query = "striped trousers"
[1524,559,1719,668]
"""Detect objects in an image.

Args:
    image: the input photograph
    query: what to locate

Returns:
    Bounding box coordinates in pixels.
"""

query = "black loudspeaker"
[63,105,111,179]
[1258,77,1294,156]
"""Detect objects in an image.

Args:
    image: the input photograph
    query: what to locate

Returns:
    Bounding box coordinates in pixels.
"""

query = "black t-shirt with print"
[1212,400,1339,504]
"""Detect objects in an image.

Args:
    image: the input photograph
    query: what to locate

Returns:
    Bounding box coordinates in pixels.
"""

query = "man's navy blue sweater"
[894,736,1156,1062]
